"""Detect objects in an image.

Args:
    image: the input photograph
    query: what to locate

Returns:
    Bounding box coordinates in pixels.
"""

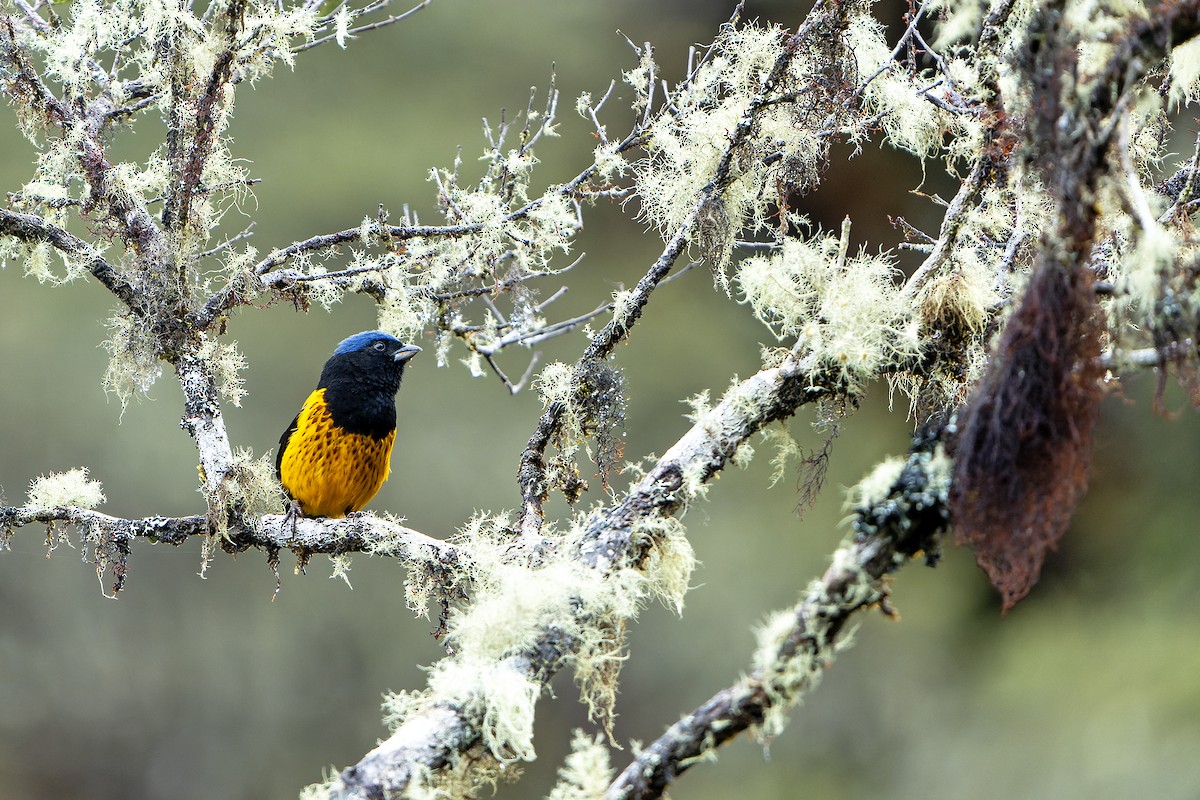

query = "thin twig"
[196,117,644,329]
[199,222,257,260]
[295,0,432,53]
[484,350,542,394]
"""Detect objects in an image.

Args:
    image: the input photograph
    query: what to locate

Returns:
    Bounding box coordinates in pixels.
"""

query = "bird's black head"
[316,332,420,438]
[318,331,421,393]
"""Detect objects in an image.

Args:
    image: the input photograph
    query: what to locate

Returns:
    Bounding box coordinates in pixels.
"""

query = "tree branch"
[294,0,433,54]
[605,430,950,800]
[0,504,465,584]
[901,0,1018,296]
[0,208,137,306]
[193,76,647,332]
[515,20,820,541]
[163,0,245,242]
[1,20,172,273]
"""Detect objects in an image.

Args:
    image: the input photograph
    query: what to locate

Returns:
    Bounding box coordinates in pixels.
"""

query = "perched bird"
[276,331,421,518]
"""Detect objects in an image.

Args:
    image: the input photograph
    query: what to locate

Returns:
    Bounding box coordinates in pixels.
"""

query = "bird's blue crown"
[333,331,401,356]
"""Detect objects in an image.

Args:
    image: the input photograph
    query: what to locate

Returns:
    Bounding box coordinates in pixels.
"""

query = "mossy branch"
[0,17,173,278]
[901,0,1018,296]
[162,0,247,241]
[0,503,464,590]
[0,207,136,305]
[952,0,1200,609]
[605,431,951,800]
[515,18,820,541]
[194,138,640,331]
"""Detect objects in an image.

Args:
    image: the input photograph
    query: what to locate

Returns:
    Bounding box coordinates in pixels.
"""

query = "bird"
[276,331,421,518]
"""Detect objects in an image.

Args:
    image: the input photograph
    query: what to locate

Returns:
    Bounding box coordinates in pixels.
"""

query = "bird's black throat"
[317,352,406,440]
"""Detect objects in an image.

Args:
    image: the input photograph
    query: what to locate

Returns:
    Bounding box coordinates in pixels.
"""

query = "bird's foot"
[283,500,303,538]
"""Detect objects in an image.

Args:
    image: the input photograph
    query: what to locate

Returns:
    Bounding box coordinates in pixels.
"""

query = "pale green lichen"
[300,745,512,800]
[631,516,696,615]
[575,92,594,116]
[377,281,435,342]
[1126,92,1168,179]
[333,5,353,49]
[27,467,106,510]
[196,336,248,406]
[592,141,629,183]
[680,460,712,502]
[923,443,955,499]
[843,456,906,511]
[404,756,514,800]
[752,543,877,739]
[1122,223,1179,314]
[751,607,824,740]
[327,554,353,587]
[635,24,822,243]
[737,231,917,387]
[365,112,581,350]
[297,769,338,800]
[102,313,162,410]
[623,49,655,113]
[1069,0,1148,82]
[535,361,575,408]
[375,508,695,768]
[730,438,755,469]
[931,0,987,49]
[544,731,613,800]
[205,448,282,548]
[681,390,713,424]
[379,687,424,732]
[1170,35,1200,106]
[22,242,56,284]
[916,263,995,337]
[760,425,804,489]
[224,449,283,518]
[426,659,542,763]
[844,15,944,157]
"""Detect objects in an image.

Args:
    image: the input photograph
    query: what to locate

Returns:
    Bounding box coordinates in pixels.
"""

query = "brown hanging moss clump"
[949,259,1105,611]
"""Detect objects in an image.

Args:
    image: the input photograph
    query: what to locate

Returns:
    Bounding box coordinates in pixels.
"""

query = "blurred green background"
[2,2,1199,799]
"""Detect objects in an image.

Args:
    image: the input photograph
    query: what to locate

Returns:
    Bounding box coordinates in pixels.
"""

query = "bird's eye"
[372,341,386,351]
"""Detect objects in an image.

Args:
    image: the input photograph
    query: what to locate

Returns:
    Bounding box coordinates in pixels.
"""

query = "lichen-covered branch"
[0,501,464,597]
[176,354,239,500]
[605,431,951,800]
[578,355,837,571]
[0,502,457,558]
[0,15,174,284]
[162,0,247,243]
[0,207,136,305]
[515,12,838,541]
[515,222,691,542]
[901,0,1018,296]
[293,0,433,53]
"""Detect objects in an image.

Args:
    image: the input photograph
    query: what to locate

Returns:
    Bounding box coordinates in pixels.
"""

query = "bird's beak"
[394,344,422,363]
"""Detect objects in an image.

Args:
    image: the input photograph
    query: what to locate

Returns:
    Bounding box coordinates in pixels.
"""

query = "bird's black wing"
[276,412,301,480]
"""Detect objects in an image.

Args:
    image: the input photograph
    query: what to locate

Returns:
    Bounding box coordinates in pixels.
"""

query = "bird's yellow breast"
[278,388,395,517]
